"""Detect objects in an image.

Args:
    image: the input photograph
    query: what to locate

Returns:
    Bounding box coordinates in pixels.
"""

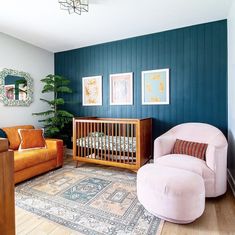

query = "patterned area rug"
[15,163,163,235]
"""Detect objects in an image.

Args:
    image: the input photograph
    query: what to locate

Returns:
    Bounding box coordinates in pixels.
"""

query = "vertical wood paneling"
[55,20,228,139]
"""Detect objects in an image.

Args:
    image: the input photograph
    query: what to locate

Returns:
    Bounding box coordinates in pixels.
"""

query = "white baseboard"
[227,169,235,197]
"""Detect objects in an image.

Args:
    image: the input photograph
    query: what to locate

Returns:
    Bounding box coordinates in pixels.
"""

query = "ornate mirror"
[0,68,33,106]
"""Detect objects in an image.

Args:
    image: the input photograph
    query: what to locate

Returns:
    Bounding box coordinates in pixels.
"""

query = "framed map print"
[82,76,102,106]
[110,72,133,105]
[142,68,169,105]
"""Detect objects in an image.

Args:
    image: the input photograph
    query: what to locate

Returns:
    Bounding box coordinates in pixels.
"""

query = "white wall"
[228,1,235,188]
[0,33,54,127]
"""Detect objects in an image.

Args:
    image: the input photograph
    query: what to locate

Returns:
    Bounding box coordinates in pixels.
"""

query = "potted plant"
[33,74,74,150]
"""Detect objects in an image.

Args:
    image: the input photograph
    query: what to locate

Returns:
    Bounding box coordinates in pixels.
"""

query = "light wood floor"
[15,158,235,235]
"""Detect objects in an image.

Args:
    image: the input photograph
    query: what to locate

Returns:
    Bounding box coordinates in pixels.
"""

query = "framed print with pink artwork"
[109,72,133,105]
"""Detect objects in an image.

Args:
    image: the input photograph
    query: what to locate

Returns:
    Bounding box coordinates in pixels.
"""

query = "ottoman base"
[137,164,205,224]
[147,210,195,224]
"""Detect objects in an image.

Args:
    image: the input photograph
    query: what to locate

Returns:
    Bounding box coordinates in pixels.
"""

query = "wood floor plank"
[15,206,81,235]
[49,226,74,235]
[27,220,58,235]
[16,212,34,228]
[16,216,43,234]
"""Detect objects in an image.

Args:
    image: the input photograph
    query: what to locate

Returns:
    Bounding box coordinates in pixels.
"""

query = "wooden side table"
[0,138,15,235]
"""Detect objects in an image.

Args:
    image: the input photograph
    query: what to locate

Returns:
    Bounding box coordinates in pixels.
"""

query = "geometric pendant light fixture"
[58,0,88,15]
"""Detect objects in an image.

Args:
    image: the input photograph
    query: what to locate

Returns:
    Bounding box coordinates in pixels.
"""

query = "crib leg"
[75,160,79,168]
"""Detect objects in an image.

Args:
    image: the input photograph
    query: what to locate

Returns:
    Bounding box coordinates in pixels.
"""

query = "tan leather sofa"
[0,125,63,184]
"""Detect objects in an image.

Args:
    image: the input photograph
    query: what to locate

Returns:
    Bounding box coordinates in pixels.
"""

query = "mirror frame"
[0,68,33,106]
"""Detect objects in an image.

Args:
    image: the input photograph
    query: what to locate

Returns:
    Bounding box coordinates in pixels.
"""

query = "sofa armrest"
[205,144,228,196]
[154,135,176,162]
[45,139,64,167]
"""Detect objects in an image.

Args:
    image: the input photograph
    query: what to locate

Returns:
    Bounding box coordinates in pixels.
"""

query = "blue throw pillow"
[0,128,7,138]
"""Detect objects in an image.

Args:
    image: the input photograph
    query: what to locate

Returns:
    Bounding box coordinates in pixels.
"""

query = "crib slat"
[97,123,100,159]
[127,124,129,164]
[104,123,106,161]
[118,124,120,162]
[131,124,134,164]
[123,124,126,164]
[89,122,92,156]
[94,122,96,158]
[87,123,89,155]
[108,123,110,161]
[84,122,87,157]
[87,122,89,155]
[112,123,114,162]
[116,123,118,162]
[73,122,79,156]
[101,123,103,160]
[76,122,81,157]
[93,122,95,158]
[81,122,83,157]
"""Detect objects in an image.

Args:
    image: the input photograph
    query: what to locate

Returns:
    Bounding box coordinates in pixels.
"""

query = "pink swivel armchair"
[154,123,228,197]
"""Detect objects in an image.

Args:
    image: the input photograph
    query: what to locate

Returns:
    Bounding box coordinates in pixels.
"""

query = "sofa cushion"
[155,155,215,197]
[18,129,46,151]
[2,125,34,150]
[14,148,57,172]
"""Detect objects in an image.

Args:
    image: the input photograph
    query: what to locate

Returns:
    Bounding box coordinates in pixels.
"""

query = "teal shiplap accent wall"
[55,20,227,139]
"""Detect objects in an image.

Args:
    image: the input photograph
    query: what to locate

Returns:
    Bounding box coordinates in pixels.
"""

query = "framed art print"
[110,72,133,105]
[82,75,102,106]
[142,68,169,105]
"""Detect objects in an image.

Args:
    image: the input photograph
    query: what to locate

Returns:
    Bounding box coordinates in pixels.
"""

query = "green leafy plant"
[33,74,74,142]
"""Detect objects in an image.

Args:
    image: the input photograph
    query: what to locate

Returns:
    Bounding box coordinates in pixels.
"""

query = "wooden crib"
[73,117,152,171]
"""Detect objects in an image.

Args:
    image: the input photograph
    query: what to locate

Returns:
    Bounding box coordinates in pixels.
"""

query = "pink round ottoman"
[137,164,205,224]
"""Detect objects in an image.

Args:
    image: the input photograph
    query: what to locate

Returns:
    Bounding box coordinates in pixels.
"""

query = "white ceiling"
[0,0,233,52]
